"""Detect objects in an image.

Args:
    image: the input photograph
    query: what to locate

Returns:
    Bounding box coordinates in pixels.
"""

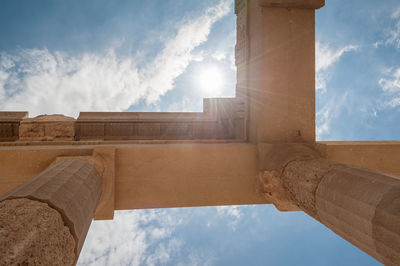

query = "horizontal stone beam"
[0,143,267,212]
[258,0,325,9]
[317,141,400,177]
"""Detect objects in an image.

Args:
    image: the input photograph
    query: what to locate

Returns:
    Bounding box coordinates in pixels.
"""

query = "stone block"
[0,111,28,141]
[19,114,75,141]
[258,0,325,9]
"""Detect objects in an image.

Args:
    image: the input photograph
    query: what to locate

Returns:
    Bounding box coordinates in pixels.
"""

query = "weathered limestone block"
[19,114,75,141]
[258,0,325,9]
[0,111,28,141]
[0,159,102,263]
[0,198,75,266]
[259,143,400,265]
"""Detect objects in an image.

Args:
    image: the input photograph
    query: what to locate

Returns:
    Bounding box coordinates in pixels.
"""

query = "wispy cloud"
[78,209,184,266]
[0,0,231,117]
[316,41,358,92]
[378,67,400,108]
[386,22,400,49]
[215,205,242,230]
[375,7,400,49]
[316,92,350,140]
[78,205,244,265]
[315,41,356,138]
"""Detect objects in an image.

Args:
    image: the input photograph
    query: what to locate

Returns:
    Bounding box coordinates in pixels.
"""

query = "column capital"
[258,0,325,9]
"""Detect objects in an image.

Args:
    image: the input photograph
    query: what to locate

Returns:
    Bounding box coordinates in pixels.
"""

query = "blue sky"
[1,0,400,265]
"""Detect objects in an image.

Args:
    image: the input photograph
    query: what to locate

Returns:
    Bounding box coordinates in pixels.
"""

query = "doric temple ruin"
[1,0,400,265]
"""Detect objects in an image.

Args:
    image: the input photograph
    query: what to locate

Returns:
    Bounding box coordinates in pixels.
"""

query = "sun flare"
[197,66,224,94]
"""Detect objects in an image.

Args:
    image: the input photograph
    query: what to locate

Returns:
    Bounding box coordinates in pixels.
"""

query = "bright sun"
[197,66,224,94]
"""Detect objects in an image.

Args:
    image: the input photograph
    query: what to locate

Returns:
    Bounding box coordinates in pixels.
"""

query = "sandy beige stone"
[0,112,28,142]
[244,0,317,143]
[0,159,102,260]
[19,114,75,141]
[258,0,325,9]
[0,198,75,266]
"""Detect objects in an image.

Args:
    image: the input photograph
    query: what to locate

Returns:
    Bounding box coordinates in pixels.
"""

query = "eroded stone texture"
[19,114,75,141]
[259,170,299,211]
[282,159,343,216]
[0,198,75,266]
[0,159,102,260]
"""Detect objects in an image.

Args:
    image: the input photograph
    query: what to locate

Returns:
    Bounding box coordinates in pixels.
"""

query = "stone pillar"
[0,159,102,265]
[259,143,400,265]
[237,0,324,143]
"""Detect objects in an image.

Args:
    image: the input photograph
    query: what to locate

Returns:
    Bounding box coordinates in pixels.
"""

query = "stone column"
[259,143,400,265]
[0,159,102,265]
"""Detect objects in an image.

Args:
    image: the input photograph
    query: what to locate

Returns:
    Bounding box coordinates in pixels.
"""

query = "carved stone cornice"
[75,98,245,141]
[258,0,325,9]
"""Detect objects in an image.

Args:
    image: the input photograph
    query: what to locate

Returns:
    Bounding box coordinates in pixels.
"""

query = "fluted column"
[259,143,400,265]
[0,159,102,265]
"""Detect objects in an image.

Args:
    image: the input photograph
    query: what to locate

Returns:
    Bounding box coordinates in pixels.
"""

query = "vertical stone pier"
[0,159,102,265]
[240,0,324,143]
[259,144,400,266]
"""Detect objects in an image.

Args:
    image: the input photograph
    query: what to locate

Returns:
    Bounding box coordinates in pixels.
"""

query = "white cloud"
[376,8,400,49]
[386,22,400,49]
[392,7,400,19]
[212,51,227,61]
[216,205,242,230]
[379,68,400,93]
[316,92,349,140]
[78,205,245,265]
[378,67,400,108]
[316,41,358,92]
[78,209,184,266]
[0,0,231,117]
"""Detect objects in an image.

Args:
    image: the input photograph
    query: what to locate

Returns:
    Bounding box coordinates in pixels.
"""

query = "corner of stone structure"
[257,143,319,171]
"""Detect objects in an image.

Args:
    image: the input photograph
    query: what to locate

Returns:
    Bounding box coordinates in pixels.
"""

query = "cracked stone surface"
[0,198,75,266]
